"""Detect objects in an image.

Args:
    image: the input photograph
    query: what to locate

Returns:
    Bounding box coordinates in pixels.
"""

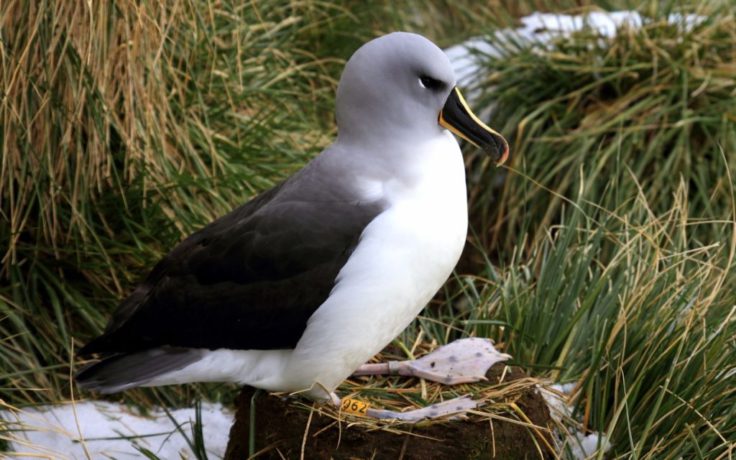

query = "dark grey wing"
[79,168,384,356]
[76,347,206,393]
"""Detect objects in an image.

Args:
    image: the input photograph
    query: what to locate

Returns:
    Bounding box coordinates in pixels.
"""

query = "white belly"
[281,134,468,398]
[148,134,468,397]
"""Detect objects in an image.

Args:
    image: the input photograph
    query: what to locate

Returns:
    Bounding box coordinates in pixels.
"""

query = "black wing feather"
[80,166,383,356]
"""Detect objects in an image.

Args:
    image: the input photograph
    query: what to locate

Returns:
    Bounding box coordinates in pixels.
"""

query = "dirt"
[225,364,554,459]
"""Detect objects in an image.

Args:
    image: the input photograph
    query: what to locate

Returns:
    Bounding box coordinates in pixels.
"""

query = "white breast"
[143,133,469,397]
[281,132,468,398]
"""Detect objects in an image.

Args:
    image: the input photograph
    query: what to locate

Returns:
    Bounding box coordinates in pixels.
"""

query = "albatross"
[77,32,510,421]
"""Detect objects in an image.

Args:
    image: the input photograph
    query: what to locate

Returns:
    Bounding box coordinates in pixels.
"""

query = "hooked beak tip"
[490,138,510,166]
[440,87,510,165]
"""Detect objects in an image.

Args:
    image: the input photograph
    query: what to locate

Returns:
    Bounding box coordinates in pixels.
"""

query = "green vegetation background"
[1,0,734,457]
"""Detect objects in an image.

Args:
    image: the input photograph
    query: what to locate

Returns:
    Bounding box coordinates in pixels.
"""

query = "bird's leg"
[332,339,510,422]
[367,396,479,421]
[326,339,510,422]
[353,338,511,385]
[330,392,480,422]
[249,389,262,457]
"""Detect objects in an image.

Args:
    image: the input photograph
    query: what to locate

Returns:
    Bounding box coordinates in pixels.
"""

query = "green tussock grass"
[451,176,735,457]
[2,0,735,458]
[426,3,735,456]
[0,0,609,407]
[466,2,736,253]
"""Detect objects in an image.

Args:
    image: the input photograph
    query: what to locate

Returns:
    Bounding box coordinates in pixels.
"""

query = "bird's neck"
[327,131,464,207]
[335,131,454,180]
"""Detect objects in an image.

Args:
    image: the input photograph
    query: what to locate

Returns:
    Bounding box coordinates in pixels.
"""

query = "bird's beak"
[439,87,510,165]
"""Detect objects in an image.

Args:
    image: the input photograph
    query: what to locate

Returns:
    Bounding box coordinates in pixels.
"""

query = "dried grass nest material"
[226,344,557,459]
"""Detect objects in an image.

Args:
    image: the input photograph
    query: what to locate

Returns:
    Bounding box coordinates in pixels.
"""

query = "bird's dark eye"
[419,75,445,91]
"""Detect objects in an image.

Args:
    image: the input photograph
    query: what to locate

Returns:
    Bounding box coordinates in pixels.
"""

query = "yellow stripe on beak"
[439,87,509,165]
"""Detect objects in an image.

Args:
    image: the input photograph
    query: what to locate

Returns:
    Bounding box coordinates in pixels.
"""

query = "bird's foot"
[333,338,508,423]
[332,393,479,422]
[353,337,510,385]
[367,395,478,421]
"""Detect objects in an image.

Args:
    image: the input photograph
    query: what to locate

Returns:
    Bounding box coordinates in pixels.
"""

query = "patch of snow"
[445,37,499,86]
[551,382,577,394]
[569,432,612,459]
[539,384,612,459]
[518,11,644,40]
[447,10,706,86]
[539,384,573,425]
[1,401,233,459]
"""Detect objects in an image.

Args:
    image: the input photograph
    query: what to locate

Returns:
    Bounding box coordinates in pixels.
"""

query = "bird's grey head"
[335,32,456,145]
[334,32,509,164]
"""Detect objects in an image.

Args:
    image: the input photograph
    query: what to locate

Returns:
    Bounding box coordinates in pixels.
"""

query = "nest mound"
[225,363,554,459]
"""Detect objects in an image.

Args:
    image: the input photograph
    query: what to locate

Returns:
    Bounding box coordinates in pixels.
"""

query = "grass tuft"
[466,3,736,254]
